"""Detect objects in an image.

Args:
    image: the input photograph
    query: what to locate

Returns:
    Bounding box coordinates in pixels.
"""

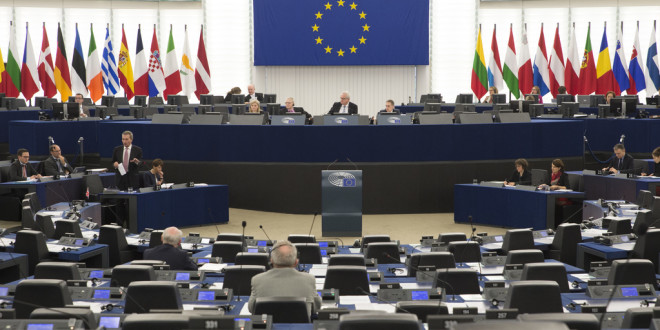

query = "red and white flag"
[38,23,57,98]
[21,24,40,101]
[548,24,565,97]
[194,26,211,98]
[565,24,580,95]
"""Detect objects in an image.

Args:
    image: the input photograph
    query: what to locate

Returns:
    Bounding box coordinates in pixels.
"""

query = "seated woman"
[483,86,498,104]
[248,99,262,113]
[642,147,660,177]
[143,158,164,188]
[225,86,242,103]
[505,158,532,186]
[538,158,568,190]
[605,91,616,104]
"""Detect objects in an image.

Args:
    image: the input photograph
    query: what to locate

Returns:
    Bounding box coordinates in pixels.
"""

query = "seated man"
[245,84,263,102]
[143,226,197,270]
[43,144,74,177]
[248,240,321,313]
[603,143,634,174]
[283,97,313,123]
[328,91,358,115]
[9,149,41,181]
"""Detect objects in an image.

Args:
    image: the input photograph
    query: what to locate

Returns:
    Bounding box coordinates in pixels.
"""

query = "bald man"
[143,226,197,270]
[245,84,263,103]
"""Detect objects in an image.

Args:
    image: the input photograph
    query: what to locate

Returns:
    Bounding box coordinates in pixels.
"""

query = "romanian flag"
[578,24,596,95]
[596,24,617,95]
[118,26,135,100]
[54,23,72,102]
[471,27,488,100]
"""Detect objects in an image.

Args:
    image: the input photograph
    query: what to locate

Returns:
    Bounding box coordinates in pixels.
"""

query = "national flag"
[518,25,533,95]
[565,24,580,95]
[502,24,519,99]
[118,26,134,100]
[0,46,5,89]
[628,23,645,94]
[133,26,149,96]
[54,23,72,102]
[533,26,551,96]
[578,24,597,95]
[470,27,488,99]
[612,24,630,93]
[86,25,103,103]
[21,24,40,101]
[194,26,211,99]
[71,24,87,95]
[646,24,660,96]
[147,28,166,97]
[548,25,565,97]
[5,22,21,97]
[487,25,503,93]
[163,26,181,99]
[102,27,120,96]
[180,27,194,97]
[37,24,56,98]
[596,24,616,95]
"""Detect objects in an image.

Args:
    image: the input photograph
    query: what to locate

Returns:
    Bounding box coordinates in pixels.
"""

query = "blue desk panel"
[454,184,585,230]
[8,120,100,155]
[578,172,660,203]
[96,120,584,163]
[584,118,660,154]
[0,110,49,143]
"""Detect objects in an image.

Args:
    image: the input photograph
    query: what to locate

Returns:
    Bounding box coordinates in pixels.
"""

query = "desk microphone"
[259,225,273,243]
[241,220,247,247]
[619,134,625,144]
[307,212,318,239]
[381,252,457,301]
[354,286,415,314]
[48,136,54,145]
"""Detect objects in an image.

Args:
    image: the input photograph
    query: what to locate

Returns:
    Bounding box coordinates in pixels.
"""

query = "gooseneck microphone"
[380,252,457,301]
[241,220,247,247]
[307,212,318,238]
[326,159,339,170]
[259,225,273,243]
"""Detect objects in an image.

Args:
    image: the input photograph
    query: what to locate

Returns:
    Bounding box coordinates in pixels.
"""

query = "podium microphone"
[346,157,358,170]
[326,159,339,170]
[259,225,273,243]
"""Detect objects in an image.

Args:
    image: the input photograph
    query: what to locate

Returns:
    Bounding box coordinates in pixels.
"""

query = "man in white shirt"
[74,93,90,117]
[245,84,263,102]
[328,91,358,115]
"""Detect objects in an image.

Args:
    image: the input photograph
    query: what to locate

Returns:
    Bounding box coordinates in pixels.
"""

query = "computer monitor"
[232,104,248,115]
[167,95,189,106]
[510,100,534,113]
[590,94,606,107]
[633,209,653,236]
[556,94,575,105]
[598,104,611,118]
[231,94,245,104]
[265,103,281,115]
[651,196,660,221]
[610,97,637,116]
[263,94,277,103]
[421,94,442,104]
[199,94,215,105]
[455,94,473,104]
[51,103,66,120]
[133,95,147,107]
[528,104,544,118]
[491,94,506,104]
[525,94,539,103]
[647,96,660,106]
[559,102,579,118]
[493,103,511,111]
[423,103,442,113]
[101,95,115,107]
[637,190,654,210]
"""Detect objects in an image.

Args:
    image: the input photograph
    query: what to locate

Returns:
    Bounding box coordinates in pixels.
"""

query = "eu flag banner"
[253,0,429,66]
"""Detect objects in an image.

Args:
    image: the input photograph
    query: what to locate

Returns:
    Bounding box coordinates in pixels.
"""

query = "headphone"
[101,303,123,312]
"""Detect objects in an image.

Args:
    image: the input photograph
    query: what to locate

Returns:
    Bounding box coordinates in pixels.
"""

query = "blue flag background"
[253,0,429,66]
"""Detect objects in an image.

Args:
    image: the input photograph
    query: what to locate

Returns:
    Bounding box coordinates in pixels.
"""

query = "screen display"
[74,239,84,246]
[257,240,267,246]
[620,235,630,242]
[234,318,251,322]
[27,325,53,330]
[98,316,121,328]
[198,291,215,301]
[93,289,110,299]
[494,236,503,242]
[201,238,210,244]
[318,242,329,247]
[539,231,548,237]
[320,249,328,256]
[89,270,104,278]
[411,290,429,300]
[0,287,8,296]
[621,287,639,297]
[197,258,210,264]
[175,273,190,281]
[317,291,322,297]
[248,248,258,253]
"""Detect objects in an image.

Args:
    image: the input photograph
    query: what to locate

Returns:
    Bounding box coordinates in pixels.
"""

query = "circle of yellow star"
[325,45,333,53]
[315,11,323,19]
[312,24,319,32]
[350,2,357,10]
[362,24,370,32]
[349,46,357,53]
[358,36,367,44]
[324,2,332,10]
[337,49,345,57]
[359,11,366,19]
[315,37,324,45]
[337,0,345,6]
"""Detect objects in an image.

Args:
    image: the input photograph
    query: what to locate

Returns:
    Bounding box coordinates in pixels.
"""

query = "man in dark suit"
[603,143,635,174]
[112,130,143,190]
[328,91,358,115]
[9,149,41,181]
[74,93,90,117]
[43,144,74,177]
[143,226,197,270]
[245,84,263,103]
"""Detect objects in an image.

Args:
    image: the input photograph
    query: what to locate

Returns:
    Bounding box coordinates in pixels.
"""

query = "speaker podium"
[321,170,362,237]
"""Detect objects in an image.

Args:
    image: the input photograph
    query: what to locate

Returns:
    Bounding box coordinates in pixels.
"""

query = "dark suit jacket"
[143,244,197,270]
[245,93,264,103]
[508,170,532,185]
[43,156,74,176]
[607,154,635,173]
[111,144,143,190]
[549,171,569,188]
[141,171,162,188]
[328,102,358,115]
[8,161,39,181]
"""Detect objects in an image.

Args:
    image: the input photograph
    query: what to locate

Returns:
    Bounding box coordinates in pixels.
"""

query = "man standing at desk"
[43,144,74,177]
[112,131,143,190]
[248,240,321,313]
[9,149,41,181]
[143,227,197,270]
[74,93,90,118]
[603,143,634,174]
[328,91,358,115]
